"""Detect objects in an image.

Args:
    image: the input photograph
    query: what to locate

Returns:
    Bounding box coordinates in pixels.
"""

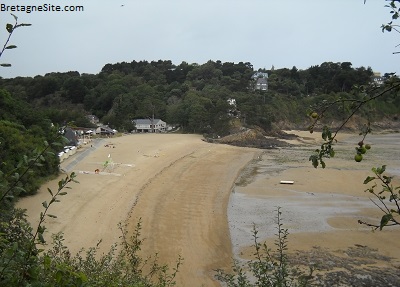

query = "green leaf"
[47,188,53,197]
[309,155,318,168]
[329,149,335,158]
[46,151,55,157]
[13,172,20,180]
[14,186,26,192]
[51,141,63,147]
[55,270,62,283]
[59,192,68,196]
[376,165,386,175]
[321,126,332,141]
[43,255,51,269]
[6,23,13,33]
[380,214,393,230]
[15,23,32,28]
[38,233,46,244]
[363,176,375,184]
[47,214,57,218]
[58,180,64,189]
[5,45,17,49]
[79,272,88,282]
[42,201,48,208]
[37,225,46,233]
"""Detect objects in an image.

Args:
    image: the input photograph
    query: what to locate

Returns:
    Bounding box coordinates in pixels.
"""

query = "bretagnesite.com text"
[1,3,84,14]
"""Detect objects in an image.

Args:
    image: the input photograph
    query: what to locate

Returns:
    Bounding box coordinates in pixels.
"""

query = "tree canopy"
[2,59,397,137]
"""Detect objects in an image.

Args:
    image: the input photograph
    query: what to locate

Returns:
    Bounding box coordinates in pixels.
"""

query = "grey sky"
[0,0,398,78]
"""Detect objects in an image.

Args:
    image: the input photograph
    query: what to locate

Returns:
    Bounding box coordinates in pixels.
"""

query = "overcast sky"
[0,0,398,78]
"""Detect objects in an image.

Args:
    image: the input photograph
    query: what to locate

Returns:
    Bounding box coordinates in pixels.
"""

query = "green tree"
[63,76,87,104]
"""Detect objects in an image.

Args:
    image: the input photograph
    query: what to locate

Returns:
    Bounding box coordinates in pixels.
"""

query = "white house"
[371,72,384,86]
[255,77,268,91]
[251,72,268,91]
[133,119,167,133]
[96,126,115,136]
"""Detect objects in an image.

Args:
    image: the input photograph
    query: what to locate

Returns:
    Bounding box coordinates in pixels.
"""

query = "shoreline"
[15,131,400,286]
[226,130,400,284]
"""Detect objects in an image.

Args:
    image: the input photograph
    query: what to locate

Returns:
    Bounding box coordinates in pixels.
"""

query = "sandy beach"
[17,131,400,286]
[17,133,258,286]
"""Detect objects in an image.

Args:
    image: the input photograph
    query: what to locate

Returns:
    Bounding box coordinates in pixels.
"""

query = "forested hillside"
[2,60,399,137]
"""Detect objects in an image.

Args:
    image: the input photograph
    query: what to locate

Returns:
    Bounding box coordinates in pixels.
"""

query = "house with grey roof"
[133,119,166,133]
[96,126,115,136]
[64,127,79,146]
[255,77,268,91]
[251,72,269,80]
[251,72,268,91]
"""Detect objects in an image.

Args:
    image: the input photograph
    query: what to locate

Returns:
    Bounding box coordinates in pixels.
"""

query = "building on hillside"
[96,126,116,136]
[251,72,268,80]
[371,72,385,86]
[133,119,167,133]
[255,77,268,91]
[251,72,268,91]
[227,98,240,118]
[64,127,79,146]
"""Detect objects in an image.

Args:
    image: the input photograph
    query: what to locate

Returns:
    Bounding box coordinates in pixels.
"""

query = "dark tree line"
[2,59,396,138]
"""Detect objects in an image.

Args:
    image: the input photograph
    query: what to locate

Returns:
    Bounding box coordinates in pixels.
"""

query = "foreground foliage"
[359,165,400,230]
[216,207,314,287]
[0,173,181,287]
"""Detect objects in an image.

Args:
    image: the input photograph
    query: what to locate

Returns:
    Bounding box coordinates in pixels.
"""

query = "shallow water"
[227,133,400,258]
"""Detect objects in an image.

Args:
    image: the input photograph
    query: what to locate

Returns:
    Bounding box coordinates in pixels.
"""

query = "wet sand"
[229,130,400,272]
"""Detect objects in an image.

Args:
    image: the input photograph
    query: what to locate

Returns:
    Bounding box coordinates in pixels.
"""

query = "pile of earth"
[274,114,400,133]
[205,127,292,149]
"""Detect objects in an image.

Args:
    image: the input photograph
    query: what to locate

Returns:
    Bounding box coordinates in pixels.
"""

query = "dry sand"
[17,133,258,287]
[17,131,400,286]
